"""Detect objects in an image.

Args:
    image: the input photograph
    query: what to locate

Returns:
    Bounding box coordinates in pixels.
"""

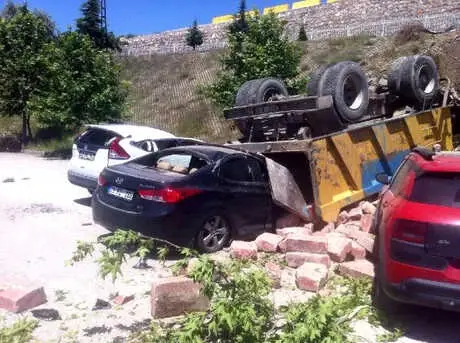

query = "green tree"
[29,32,128,132]
[229,0,248,35]
[0,5,55,143]
[206,13,302,108]
[298,25,308,41]
[185,19,204,50]
[76,0,120,51]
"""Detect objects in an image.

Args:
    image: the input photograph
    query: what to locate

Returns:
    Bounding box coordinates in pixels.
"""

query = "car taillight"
[98,175,107,186]
[138,187,202,203]
[109,137,130,160]
[392,219,427,244]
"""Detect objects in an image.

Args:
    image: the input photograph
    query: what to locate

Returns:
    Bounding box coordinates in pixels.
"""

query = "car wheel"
[195,214,231,253]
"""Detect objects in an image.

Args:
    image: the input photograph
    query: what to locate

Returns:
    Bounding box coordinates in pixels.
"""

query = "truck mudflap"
[264,157,312,223]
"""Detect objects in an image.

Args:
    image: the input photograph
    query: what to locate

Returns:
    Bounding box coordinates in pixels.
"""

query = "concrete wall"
[121,0,460,56]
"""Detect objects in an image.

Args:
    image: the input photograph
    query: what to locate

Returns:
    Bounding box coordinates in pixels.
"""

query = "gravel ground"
[0,153,460,343]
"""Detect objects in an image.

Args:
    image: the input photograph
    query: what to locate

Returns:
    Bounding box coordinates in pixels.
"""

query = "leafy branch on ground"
[0,318,38,343]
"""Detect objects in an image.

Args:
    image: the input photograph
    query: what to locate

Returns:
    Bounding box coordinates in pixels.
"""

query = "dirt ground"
[1,153,460,343]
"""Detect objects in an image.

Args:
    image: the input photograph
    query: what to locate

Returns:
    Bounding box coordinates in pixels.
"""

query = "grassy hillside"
[120,30,460,143]
[1,30,458,144]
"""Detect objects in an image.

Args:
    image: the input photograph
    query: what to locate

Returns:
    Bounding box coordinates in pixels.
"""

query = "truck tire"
[307,64,333,96]
[389,55,439,107]
[388,56,410,95]
[235,78,288,106]
[319,61,369,123]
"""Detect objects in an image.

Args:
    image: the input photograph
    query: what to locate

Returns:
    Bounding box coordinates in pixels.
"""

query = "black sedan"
[92,145,274,252]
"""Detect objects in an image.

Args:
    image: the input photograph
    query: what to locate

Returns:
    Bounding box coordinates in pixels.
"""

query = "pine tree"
[298,26,308,41]
[77,0,102,44]
[185,19,204,50]
[76,0,120,50]
[229,0,248,34]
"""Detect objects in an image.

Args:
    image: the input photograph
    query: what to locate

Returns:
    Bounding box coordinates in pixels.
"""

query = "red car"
[374,147,460,312]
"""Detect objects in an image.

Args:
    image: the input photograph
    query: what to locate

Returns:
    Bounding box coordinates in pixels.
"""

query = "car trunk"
[73,127,122,178]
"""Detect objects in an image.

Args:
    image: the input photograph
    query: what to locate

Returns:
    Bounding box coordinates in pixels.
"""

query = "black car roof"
[159,144,248,162]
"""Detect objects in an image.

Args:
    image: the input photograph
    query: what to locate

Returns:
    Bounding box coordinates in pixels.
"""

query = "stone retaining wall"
[121,0,460,56]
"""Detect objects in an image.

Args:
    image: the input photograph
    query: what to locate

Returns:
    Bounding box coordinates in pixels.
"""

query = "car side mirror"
[376,173,391,185]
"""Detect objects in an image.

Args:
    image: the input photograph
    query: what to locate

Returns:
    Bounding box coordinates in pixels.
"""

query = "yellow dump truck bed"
[229,106,453,223]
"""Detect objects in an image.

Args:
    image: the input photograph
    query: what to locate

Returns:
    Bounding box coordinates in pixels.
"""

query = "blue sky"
[5,0,288,35]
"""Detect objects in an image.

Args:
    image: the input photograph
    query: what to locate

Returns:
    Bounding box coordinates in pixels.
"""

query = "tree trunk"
[26,114,33,141]
[21,112,28,147]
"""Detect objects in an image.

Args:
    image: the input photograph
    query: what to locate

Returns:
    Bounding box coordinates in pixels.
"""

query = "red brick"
[0,286,47,313]
[355,231,375,253]
[151,276,209,318]
[348,207,363,221]
[360,201,377,215]
[335,223,359,238]
[255,233,284,252]
[327,235,352,262]
[230,240,257,260]
[113,295,134,305]
[337,211,350,225]
[286,252,331,268]
[296,262,328,292]
[338,260,375,278]
[276,227,311,238]
[279,235,327,254]
[350,241,366,260]
[304,223,314,234]
[320,222,335,234]
[265,262,282,289]
[360,213,374,233]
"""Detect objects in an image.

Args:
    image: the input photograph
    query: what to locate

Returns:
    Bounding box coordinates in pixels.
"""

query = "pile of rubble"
[229,200,377,293]
[149,200,378,319]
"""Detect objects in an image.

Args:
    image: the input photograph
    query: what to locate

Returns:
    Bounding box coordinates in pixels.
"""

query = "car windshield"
[410,173,460,208]
[154,153,208,175]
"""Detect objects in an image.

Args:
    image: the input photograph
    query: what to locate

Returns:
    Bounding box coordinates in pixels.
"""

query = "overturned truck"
[225,56,456,224]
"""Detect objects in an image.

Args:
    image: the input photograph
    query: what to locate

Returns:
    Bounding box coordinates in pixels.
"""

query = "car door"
[218,155,272,237]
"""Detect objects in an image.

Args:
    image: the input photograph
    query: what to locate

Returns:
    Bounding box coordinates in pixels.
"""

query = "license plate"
[107,186,134,201]
[79,152,95,161]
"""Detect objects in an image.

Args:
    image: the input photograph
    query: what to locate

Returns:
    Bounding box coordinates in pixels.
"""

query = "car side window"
[389,159,413,196]
[221,158,253,183]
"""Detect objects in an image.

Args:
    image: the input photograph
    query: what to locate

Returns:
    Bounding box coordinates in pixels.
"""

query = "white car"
[67,124,202,193]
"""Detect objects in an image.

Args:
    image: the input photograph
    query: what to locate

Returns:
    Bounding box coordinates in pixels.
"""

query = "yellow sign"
[263,4,289,15]
[293,0,320,9]
[212,14,234,24]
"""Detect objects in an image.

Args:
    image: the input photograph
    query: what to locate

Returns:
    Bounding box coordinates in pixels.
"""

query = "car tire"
[388,55,439,108]
[194,212,232,253]
[235,78,289,106]
[372,276,400,315]
[318,61,369,123]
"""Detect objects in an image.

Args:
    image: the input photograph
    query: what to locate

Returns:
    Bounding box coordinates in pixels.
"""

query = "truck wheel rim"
[418,65,435,94]
[200,216,229,249]
[263,87,280,102]
[343,74,364,110]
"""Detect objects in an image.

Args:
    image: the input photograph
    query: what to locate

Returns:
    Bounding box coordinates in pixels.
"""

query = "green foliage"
[275,278,372,343]
[66,240,95,266]
[186,20,204,50]
[298,26,308,41]
[76,0,120,51]
[0,4,55,141]
[30,31,128,132]
[229,0,249,35]
[205,13,302,108]
[0,318,38,343]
